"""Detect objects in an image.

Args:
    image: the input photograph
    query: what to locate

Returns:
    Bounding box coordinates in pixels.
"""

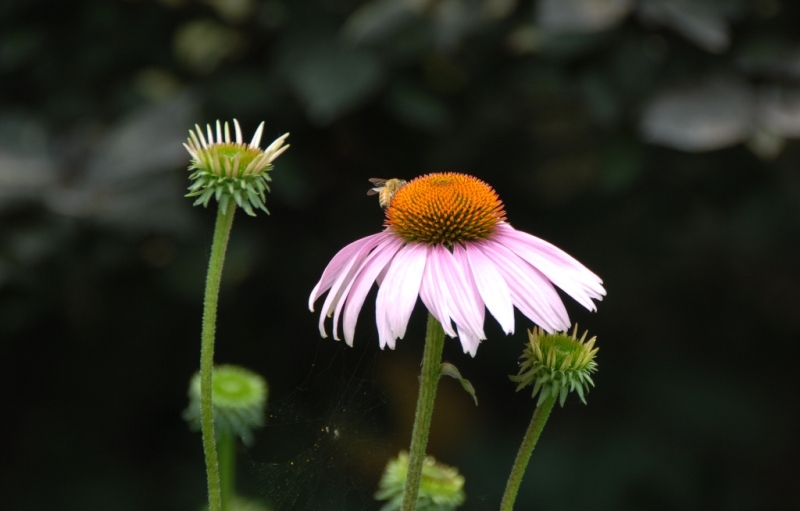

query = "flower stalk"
[402,313,446,511]
[200,200,237,511]
[218,432,236,511]
[499,326,599,510]
[498,395,556,511]
[184,120,286,511]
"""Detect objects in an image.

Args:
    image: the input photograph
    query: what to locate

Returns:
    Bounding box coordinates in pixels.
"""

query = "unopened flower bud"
[510,326,598,407]
[375,451,465,511]
[184,364,268,444]
[183,119,289,216]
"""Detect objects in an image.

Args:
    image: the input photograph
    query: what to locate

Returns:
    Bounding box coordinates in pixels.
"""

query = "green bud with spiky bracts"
[510,326,598,407]
[184,364,268,445]
[183,119,289,216]
[375,451,466,511]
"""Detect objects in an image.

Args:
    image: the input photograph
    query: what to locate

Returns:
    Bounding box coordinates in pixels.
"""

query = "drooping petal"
[375,254,392,286]
[376,243,427,347]
[317,234,388,338]
[338,236,404,345]
[331,237,402,346]
[377,306,395,349]
[461,242,515,335]
[494,223,605,310]
[419,246,457,337]
[309,233,386,311]
[375,244,425,349]
[456,324,481,357]
[418,245,485,345]
[437,245,485,342]
[480,240,570,332]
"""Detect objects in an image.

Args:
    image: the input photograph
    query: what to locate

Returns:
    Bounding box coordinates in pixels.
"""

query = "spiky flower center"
[386,172,506,245]
[204,143,264,177]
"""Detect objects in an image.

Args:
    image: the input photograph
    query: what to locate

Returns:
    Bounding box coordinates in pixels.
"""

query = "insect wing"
[367,178,388,196]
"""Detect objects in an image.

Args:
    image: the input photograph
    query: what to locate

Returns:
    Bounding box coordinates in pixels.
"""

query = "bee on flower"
[309,172,605,356]
[367,178,408,209]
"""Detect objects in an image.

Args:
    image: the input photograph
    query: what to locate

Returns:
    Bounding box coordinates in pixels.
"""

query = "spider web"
[252,343,393,511]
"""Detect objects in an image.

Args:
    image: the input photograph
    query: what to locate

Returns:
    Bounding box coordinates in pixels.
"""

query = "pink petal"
[317,234,387,338]
[339,236,404,346]
[309,232,386,311]
[330,237,400,341]
[376,243,427,348]
[375,258,391,286]
[436,245,485,342]
[480,240,570,332]
[456,325,481,357]
[462,242,515,334]
[376,302,395,350]
[495,223,605,310]
[419,246,457,337]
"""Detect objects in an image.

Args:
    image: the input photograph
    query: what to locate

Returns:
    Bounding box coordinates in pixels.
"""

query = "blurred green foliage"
[2,0,800,510]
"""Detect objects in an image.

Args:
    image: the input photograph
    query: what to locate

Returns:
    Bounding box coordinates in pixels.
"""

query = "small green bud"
[184,119,289,216]
[510,326,598,407]
[375,451,466,511]
[184,364,268,444]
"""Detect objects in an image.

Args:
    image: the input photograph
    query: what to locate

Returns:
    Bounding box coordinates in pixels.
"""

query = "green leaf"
[440,362,478,406]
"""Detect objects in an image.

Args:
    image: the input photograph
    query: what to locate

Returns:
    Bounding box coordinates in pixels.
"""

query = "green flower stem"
[401,313,446,511]
[218,432,236,511]
[499,395,557,511]
[200,201,237,511]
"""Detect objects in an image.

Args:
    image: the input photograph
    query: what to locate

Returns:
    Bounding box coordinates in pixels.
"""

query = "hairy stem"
[200,201,236,511]
[401,313,445,511]
[499,395,557,511]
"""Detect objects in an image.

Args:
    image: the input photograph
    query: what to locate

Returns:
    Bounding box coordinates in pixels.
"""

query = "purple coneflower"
[309,172,605,356]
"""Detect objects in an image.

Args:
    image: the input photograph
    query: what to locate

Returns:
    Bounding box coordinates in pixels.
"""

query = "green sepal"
[185,166,273,216]
[193,187,215,207]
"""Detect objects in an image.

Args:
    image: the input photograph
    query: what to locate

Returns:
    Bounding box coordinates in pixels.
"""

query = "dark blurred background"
[2,0,800,509]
